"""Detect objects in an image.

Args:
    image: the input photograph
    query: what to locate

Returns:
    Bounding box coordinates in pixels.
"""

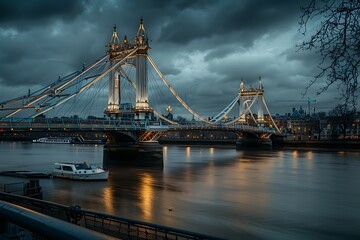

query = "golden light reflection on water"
[163,146,168,162]
[232,153,271,213]
[306,151,313,160]
[186,147,191,161]
[305,151,314,170]
[209,147,214,155]
[103,187,114,213]
[140,173,154,221]
[206,153,215,184]
[292,150,298,158]
[292,150,299,169]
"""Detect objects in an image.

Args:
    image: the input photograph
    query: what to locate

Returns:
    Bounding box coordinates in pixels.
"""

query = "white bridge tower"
[104,18,152,120]
[105,25,121,119]
[134,17,151,120]
[238,77,266,125]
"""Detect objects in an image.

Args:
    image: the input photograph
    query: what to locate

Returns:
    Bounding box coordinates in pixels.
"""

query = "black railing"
[0,192,224,240]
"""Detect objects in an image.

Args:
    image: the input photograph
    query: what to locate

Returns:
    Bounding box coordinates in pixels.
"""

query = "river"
[0,142,359,240]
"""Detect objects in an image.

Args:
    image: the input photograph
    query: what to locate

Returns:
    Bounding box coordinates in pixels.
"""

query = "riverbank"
[278,140,360,150]
[160,139,360,150]
[1,137,359,150]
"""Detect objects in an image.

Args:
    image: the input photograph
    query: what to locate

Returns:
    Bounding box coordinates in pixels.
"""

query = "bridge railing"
[0,118,158,130]
[0,191,223,240]
[0,117,278,134]
[168,123,277,133]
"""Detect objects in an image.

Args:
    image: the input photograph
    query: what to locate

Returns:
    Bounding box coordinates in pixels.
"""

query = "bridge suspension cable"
[55,54,109,94]
[0,55,110,119]
[261,96,281,133]
[210,95,240,123]
[119,65,179,125]
[147,55,214,124]
[31,48,139,118]
[225,92,259,125]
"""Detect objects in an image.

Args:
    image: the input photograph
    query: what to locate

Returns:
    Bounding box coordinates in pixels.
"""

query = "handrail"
[0,118,278,133]
[0,191,224,240]
[0,200,116,240]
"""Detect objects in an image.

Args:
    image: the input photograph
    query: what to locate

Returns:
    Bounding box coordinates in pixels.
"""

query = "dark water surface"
[0,142,359,239]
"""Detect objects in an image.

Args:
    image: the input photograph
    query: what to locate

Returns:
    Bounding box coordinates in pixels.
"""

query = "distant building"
[273,107,360,141]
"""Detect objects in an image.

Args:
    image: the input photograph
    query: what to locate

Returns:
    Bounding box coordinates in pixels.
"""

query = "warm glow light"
[209,147,214,155]
[163,146,168,162]
[140,173,154,221]
[292,150,299,169]
[186,146,191,158]
[306,151,313,160]
[103,187,114,213]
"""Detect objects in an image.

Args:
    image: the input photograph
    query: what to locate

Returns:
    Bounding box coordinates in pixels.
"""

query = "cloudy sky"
[0,0,350,118]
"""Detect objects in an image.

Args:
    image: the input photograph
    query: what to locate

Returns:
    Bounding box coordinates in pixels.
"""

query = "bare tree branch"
[298,0,360,109]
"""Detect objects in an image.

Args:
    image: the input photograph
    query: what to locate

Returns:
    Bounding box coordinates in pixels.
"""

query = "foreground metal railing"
[0,200,115,240]
[0,191,223,240]
[3,180,43,199]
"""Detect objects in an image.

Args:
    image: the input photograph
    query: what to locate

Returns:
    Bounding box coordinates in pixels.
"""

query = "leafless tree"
[298,0,360,109]
[328,104,355,138]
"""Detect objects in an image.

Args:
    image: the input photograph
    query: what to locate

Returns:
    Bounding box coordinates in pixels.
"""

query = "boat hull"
[52,171,109,181]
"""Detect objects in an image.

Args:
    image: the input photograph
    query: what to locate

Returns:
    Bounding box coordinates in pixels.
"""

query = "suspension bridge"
[0,18,282,152]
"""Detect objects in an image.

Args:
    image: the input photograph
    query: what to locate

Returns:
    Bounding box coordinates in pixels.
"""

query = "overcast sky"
[0,0,351,118]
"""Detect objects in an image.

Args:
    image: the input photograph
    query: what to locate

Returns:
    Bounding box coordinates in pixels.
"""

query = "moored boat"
[52,162,108,180]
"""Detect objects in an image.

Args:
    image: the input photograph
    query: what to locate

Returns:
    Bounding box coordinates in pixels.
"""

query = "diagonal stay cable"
[225,92,259,125]
[147,55,213,124]
[31,49,138,118]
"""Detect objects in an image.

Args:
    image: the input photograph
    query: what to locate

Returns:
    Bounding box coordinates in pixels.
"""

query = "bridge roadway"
[0,118,279,135]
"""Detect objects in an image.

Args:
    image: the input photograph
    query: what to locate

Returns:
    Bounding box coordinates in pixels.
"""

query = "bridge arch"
[104,130,137,143]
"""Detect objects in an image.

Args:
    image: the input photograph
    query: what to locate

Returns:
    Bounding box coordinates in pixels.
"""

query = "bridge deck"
[0,118,280,135]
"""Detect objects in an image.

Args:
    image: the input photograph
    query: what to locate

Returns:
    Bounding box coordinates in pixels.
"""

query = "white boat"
[33,137,74,144]
[52,162,109,180]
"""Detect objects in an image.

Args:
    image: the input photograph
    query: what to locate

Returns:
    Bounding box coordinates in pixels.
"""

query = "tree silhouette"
[328,104,356,138]
[298,0,360,108]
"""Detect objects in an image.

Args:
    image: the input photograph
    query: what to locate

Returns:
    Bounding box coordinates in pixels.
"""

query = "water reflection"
[163,146,168,162]
[103,187,114,213]
[186,146,191,161]
[292,150,298,158]
[139,173,154,221]
[1,143,360,239]
[103,148,163,168]
[209,147,214,155]
[306,151,313,160]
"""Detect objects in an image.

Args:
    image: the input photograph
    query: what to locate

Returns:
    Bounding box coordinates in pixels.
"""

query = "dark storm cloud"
[158,0,305,46]
[0,0,345,117]
[0,0,85,30]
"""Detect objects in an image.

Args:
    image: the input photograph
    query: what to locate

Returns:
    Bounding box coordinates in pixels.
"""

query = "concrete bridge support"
[103,130,163,167]
[235,132,272,150]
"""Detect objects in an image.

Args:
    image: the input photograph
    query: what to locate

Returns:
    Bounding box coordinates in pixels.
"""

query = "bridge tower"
[239,79,246,123]
[238,77,265,125]
[105,24,121,119]
[104,18,152,120]
[257,77,265,123]
[134,17,151,120]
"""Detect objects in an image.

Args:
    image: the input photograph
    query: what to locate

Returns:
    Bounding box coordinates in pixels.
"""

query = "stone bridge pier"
[235,131,273,149]
[103,130,163,167]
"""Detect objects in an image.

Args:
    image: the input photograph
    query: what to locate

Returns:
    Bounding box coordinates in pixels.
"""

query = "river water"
[0,142,359,240]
